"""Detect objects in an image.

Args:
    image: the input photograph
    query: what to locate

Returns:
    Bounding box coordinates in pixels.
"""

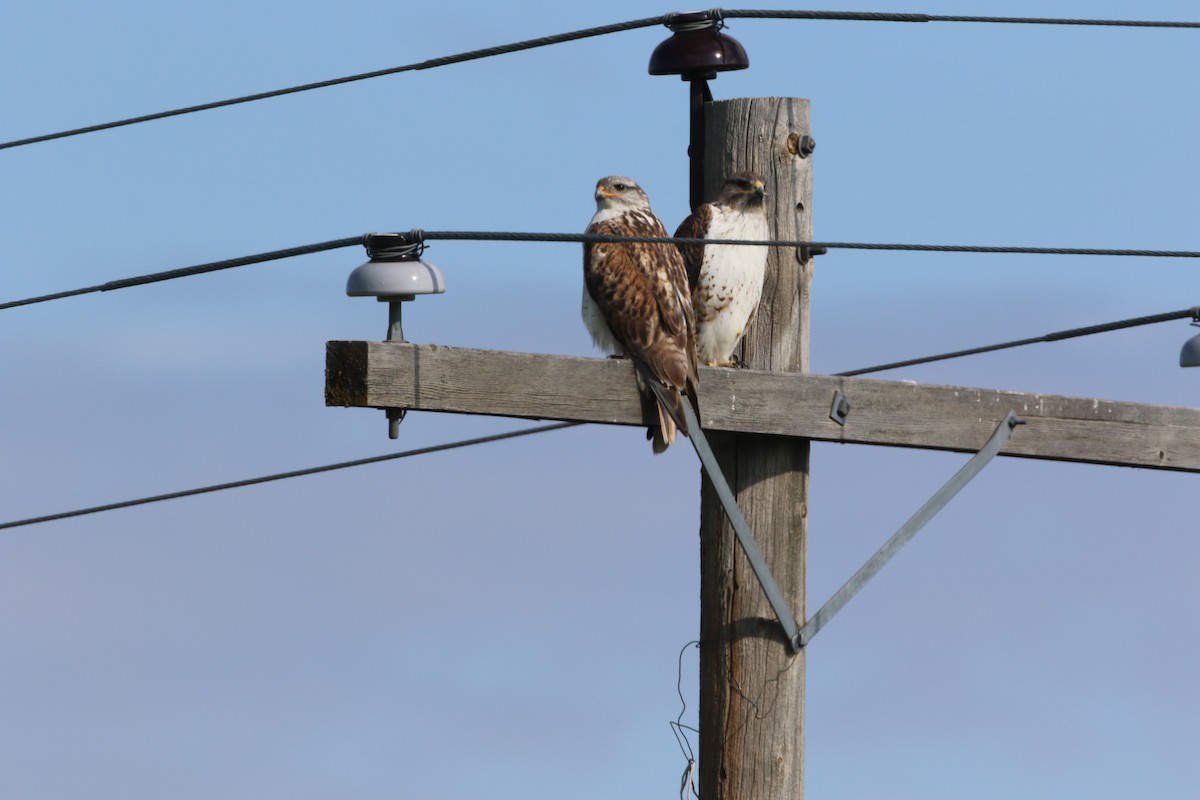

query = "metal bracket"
[830,390,851,426]
[798,244,827,263]
[683,403,1023,653]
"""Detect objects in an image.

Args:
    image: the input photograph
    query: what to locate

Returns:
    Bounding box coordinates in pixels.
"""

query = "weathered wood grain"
[326,340,1200,473]
[696,96,811,800]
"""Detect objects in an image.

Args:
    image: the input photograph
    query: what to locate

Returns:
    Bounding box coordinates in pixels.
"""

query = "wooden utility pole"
[695,97,812,800]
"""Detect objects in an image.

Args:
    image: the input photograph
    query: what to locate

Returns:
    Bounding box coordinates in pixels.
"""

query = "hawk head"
[716,171,767,210]
[594,176,651,212]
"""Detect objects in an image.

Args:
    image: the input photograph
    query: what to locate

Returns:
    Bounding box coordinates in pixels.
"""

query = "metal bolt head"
[786,133,816,158]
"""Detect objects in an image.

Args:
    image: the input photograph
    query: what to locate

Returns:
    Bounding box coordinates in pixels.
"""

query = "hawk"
[674,172,769,367]
[582,176,699,453]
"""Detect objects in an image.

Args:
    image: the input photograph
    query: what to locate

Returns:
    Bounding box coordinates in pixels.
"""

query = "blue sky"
[1,1,1197,798]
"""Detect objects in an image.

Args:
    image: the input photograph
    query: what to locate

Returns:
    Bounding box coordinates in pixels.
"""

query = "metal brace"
[682,402,803,650]
[683,404,1024,653]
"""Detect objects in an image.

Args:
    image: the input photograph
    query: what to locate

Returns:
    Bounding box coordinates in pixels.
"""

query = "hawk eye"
[613,183,627,191]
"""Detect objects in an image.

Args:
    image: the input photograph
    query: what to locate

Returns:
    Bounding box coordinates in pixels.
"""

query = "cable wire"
[0,236,362,311]
[417,230,1200,258]
[722,9,1200,27]
[7,231,1200,314]
[838,305,1200,376]
[0,15,667,151]
[3,10,1198,151]
[669,640,700,764]
[0,421,581,532]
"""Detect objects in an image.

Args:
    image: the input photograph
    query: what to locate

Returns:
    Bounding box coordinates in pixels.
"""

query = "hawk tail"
[654,376,701,454]
[650,408,677,454]
[632,358,692,454]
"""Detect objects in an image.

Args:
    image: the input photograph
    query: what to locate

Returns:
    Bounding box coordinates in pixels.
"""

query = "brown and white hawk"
[674,172,769,367]
[582,176,699,453]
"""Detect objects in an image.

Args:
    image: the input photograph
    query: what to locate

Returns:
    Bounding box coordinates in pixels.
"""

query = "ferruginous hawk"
[674,172,769,368]
[582,176,699,453]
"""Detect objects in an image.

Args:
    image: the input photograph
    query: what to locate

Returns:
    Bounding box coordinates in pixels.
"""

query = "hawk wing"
[674,204,715,291]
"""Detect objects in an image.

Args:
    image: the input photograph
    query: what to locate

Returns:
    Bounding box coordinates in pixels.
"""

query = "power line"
[0,421,581,532]
[838,305,1200,376]
[3,9,1198,152]
[722,9,1200,27]
[0,16,666,151]
[7,231,1200,313]
[0,236,362,312]
[416,230,1200,258]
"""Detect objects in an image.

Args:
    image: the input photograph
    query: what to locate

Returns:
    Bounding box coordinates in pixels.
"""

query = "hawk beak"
[753,180,766,198]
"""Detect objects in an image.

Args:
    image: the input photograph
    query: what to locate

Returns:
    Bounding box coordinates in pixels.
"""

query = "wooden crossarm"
[326,340,1200,473]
